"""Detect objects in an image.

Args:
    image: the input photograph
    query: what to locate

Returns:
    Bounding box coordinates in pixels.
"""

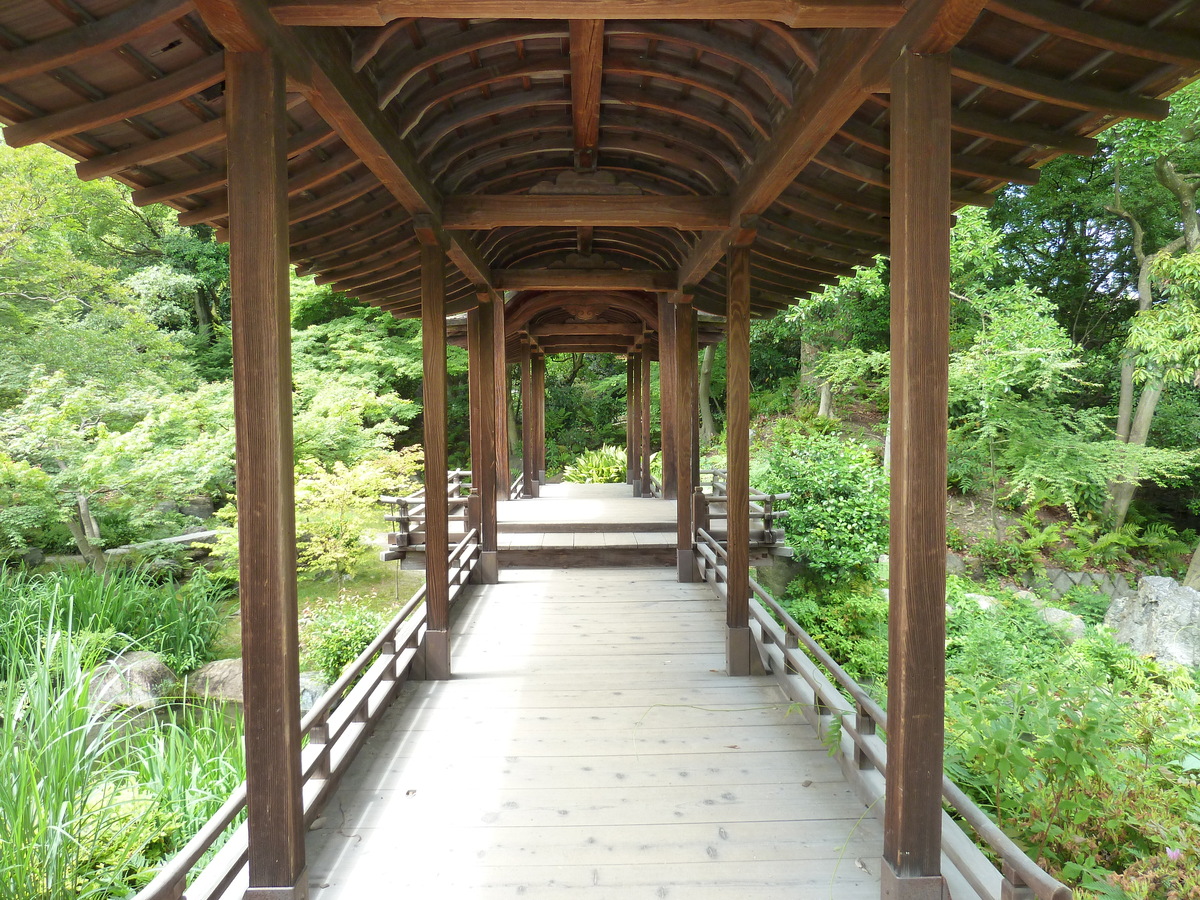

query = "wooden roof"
[2,0,1199,328]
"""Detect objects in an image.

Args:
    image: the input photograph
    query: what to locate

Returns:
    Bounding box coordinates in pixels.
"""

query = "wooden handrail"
[133,521,482,900]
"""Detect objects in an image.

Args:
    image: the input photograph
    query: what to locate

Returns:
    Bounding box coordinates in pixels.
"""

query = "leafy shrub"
[751,427,889,585]
[301,598,386,683]
[562,445,627,484]
[784,578,888,686]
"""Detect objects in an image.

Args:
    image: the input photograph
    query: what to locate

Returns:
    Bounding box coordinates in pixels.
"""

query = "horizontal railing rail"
[691,526,1071,900]
[508,472,524,500]
[380,469,474,561]
[134,528,481,900]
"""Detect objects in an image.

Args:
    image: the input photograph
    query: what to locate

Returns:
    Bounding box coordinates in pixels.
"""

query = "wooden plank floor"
[306,568,883,898]
[498,482,677,531]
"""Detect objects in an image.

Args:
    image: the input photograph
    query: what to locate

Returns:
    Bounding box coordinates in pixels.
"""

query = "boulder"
[179,497,215,520]
[20,547,45,568]
[188,658,243,704]
[188,659,332,714]
[1040,607,1086,643]
[945,551,967,577]
[964,592,998,612]
[1105,576,1200,668]
[90,651,177,713]
[299,671,331,715]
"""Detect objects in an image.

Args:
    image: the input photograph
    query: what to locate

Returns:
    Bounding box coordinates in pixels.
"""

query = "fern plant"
[562,445,627,484]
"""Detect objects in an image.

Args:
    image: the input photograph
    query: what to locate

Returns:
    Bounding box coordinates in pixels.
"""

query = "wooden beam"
[674,300,698,580]
[4,53,226,148]
[990,0,1200,68]
[270,0,908,29]
[421,243,451,680]
[640,347,652,498]
[226,50,306,900]
[0,0,192,81]
[189,0,495,292]
[950,108,1097,157]
[951,48,1170,121]
[884,49,950,895]
[532,353,547,483]
[725,243,752,677]
[519,346,536,497]
[493,268,677,291]
[443,195,730,230]
[658,294,678,501]
[76,117,226,180]
[531,323,643,337]
[570,20,605,171]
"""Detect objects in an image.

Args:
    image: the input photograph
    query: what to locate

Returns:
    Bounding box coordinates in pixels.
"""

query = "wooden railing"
[508,471,524,500]
[692,527,1072,900]
[133,528,482,900]
[380,468,473,560]
[691,468,790,551]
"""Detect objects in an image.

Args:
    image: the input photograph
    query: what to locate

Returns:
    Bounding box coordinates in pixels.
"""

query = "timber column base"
[480,550,499,584]
[244,872,309,900]
[725,625,753,676]
[677,549,697,583]
[881,863,948,899]
[425,628,451,680]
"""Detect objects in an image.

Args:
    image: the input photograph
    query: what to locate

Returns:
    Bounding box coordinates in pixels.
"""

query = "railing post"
[693,487,710,535]
[854,700,876,771]
[1000,864,1036,900]
[310,713,331,781]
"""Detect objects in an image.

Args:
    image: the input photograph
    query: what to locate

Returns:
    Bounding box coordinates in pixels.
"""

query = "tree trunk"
[193,286,214,343]
[699,344,716,446]
[1110,378,1165,529]
[66,508,107,572]
[1184,539,1200,590]
[817,380,834,418]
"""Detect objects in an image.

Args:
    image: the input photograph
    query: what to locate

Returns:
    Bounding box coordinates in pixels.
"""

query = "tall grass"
[0,566,228,674]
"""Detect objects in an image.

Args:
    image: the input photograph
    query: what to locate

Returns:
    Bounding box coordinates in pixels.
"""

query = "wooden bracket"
[412,214,447,249]
[730,215,759,248]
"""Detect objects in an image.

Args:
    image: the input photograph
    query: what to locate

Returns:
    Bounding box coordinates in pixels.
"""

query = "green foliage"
[301,597,387,683]
[0,452,63,557]
[294,461,373,583]
[0,566,227,675]
[751,425,889,585]
[562,444,627,484]
[783,578,888,685]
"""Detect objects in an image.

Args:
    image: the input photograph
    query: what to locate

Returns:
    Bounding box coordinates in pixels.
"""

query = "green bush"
[562,445,627,484]
[301,597,386,683]
[784,578,888,686]
[751,427,889,585]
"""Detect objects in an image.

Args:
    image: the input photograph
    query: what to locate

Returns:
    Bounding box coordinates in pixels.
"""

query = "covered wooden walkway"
[307,566,883,899]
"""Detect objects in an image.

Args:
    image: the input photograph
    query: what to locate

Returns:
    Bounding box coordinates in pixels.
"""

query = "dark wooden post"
[421,243,451,681]
[519,344,536,498]
[726,242,753,676]
[468,299,499,583]
[629,350,643,496]
[227,49,306,899]
[639,346,652,497]
[657,295,678,500]
[625,357,636,485]
[884,48,951,899]
[674,300,698,581]
[532,352,546,485]
[492,298,510,497]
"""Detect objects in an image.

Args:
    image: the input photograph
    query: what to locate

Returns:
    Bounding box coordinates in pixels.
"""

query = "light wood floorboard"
[306,568,882,899]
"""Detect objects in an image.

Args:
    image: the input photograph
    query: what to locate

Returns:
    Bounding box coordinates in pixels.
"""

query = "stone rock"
[1013,589,1040,605]
[1040,607,1087,643]
[1046,568,1074,599]
[299,671,331,715]
[1112,573,1134,599]
[20,547,45,568]
[153,500,179,515]
[179,497,215,520]
[945,551,967,577]
[188,658,244,704]
[1105,576,1200,668]
[90,651,177,713]
[964,592,998,612]
[755,557,804,601]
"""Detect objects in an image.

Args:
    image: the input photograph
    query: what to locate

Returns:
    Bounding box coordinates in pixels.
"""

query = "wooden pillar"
[629,351,643,496]
[675,301,698,581]
[625,359,636,484]
[884,49,951,900]
[725,242,753,676]
[657,295,678,500]
[227,50,306,899]
[532,352,546,484]
[468,300,499,583]
[519,345,536,497]
[421,243,451,681]
[492,299,510,497]
[640,345,652,497]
